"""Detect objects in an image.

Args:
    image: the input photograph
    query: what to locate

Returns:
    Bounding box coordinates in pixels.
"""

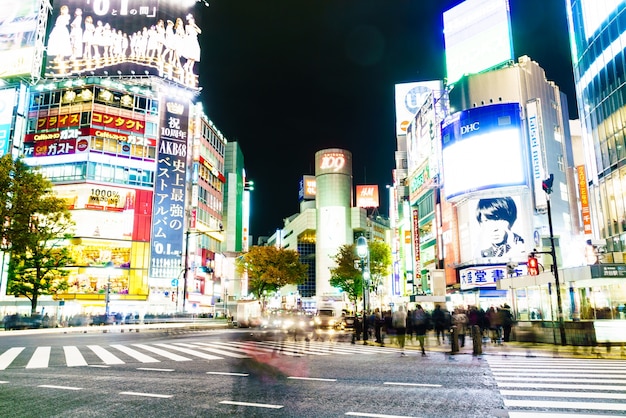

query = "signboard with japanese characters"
[459,264,527,290]
[44,0,204,89]
[149,95,189,278]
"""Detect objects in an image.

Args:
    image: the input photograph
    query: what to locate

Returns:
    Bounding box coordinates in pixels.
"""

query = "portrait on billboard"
[44,1,203,89]
[475,196,525,259]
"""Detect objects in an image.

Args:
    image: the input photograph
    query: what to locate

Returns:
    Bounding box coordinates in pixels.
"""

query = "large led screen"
[44,0,203,89]
[0,1,40,78]
[441,103,525,200]
[443,0,513,85]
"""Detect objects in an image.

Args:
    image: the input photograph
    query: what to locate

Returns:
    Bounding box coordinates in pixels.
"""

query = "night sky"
[197,0,574,240]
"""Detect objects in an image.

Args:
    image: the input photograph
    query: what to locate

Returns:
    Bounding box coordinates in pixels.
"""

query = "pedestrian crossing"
[487,356,626,417]
[0,339,396,370]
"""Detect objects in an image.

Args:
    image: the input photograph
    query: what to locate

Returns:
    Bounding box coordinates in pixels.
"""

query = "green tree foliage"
[329,240,392,309]
[0,155,75,314]
[236,246,308,305]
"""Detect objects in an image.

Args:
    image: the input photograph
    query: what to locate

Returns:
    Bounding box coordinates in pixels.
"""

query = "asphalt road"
[1,328,625,417]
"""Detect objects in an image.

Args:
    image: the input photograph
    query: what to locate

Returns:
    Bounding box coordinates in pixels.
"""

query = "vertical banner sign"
[577,165,593,234]
[412,208,421,280]
[150,96,189,278]
[527,100,547,211]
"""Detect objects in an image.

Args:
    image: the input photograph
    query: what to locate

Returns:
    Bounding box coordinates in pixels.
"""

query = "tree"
[236,245,308,306]
[0,155,75,314]
[329,240,392,311]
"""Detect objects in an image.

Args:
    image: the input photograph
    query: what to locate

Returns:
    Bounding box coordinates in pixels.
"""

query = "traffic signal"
[527,254,539,276]
[542,174,554,194]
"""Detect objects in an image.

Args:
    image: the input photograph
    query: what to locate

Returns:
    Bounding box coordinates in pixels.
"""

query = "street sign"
[171,279,179,287]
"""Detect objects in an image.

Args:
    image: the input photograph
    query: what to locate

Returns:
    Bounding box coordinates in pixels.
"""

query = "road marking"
[0,381,9,384]
[499,390,626,399]
[495,376,626,384]
[154,343,222,360]
[0,347,24,370]
[137,367,174,372]
[38,385,82,391]
[87,345,124,365]
[207,371,249,376]
[26,347,50,369]
[111,344,160,363]
[383,382,442,388]
[88,365,110,368]
[219,400,283,409]
[177,342,251,358]
[132,344,191,361]
[345,412,420,418]
[497,382,626,391]
[493,371,626,378]
[503,399,626,411]
[287,376,337,382]
[509,413,622,418]
[120,391,172,399]
[64,346,88,367]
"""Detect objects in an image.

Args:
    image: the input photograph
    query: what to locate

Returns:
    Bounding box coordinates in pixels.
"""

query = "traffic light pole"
[546,197,567,346]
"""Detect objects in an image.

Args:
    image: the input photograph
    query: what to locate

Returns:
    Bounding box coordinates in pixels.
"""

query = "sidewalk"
[365,333,626,360]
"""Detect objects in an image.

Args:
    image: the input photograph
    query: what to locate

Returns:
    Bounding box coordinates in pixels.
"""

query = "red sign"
[37,113,81,130]
[356,185,380,208]
[90,128,155,147]
[92,112,146,134]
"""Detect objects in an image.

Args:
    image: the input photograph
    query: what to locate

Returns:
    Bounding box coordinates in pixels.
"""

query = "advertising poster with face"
[44,1,202,89]
[471,195,529,261]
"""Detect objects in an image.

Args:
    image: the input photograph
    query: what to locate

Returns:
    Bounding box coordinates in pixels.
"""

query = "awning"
[478,289,508,298]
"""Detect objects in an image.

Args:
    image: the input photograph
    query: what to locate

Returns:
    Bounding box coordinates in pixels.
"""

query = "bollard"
[450,325,459,353]
[472,325,482,355]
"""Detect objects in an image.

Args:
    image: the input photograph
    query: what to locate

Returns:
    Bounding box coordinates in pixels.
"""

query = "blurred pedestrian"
[392,305,408,356]
[413,304,429,356]
[499,304,515,342]
[432,304,446,345]
[373,308,383,344]
[452,307,468,348]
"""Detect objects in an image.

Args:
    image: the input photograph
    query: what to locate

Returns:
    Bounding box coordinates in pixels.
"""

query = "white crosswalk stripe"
[0,339,394,370]
[488,357,626,417]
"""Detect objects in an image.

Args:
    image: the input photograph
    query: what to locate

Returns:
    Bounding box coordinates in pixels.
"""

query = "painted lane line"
[500,389,626,399]
[137,367,174,372]
[219,400,283,409]
[287,376,337,382]
[154,343,222,360]
[119,391,172,399]
[177,343,251,358]
[88,364,110,368]
[497,382,626,391]
[0,381,9,384]
[26,346,50,369]
[493,372,626,378]
[383,382,442,388]
[0,347,24,370]
[509,413,622,418]
[38,385,82,391]
[345,412,420,418]
[64,346,88,367]
[229,341,301,357]
[205,341,265,354]
[503,399,626,411]
[110,344,160,363]
[87,345,124,365]
[495,376,626,384]
[132,344,191,361]
[207,371,249,377]
[254,341,331,356]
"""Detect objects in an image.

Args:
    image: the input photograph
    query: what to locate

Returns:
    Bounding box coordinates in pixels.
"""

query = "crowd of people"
[352,303,516,356]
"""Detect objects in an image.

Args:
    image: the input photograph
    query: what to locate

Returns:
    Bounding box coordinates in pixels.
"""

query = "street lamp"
[182,225,223,313]
[543,174,567,346]
[356,236,370,343]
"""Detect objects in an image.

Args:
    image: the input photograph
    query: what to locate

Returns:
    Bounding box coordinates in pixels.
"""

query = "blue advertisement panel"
[150,95,189,278]
[44,0,203,89]
[0,88,16,156]
[441,103,526,200]
[0,1,40,78]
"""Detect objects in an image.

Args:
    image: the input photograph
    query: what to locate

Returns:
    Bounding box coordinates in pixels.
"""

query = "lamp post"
[543,174,567,345]
[356,236,369,343]
[104,261,114,316]
[181,225,223,313]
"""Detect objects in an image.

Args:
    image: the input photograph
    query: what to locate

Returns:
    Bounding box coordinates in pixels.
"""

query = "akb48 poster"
[45,0,203,89]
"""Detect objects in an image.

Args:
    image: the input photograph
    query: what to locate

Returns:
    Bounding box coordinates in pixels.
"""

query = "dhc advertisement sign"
[441,103,526,201]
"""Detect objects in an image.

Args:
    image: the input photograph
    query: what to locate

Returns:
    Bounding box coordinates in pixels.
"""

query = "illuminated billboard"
[298,175,316,201]
[0,88,16,155]
[356,185,379,208]
[441,103,525,200]
[44,0,203,89]
[0,1,40,78]
[394,81,442,136]
[150,94,189,279]
[443,0,513,85]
